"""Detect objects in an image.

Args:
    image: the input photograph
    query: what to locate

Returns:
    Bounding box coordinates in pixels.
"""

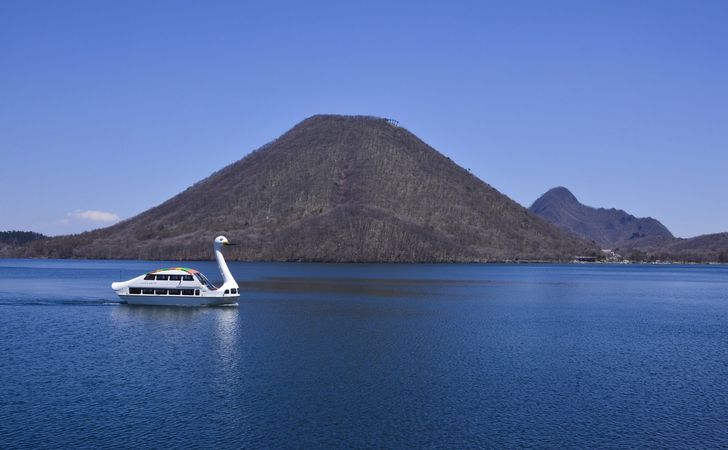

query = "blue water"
[1,259,727,448]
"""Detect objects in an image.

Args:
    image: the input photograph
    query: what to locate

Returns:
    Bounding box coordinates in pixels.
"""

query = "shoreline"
[0,256,725,266]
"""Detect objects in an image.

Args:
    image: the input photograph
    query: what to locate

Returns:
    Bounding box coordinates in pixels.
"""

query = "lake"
[1,259,727,448]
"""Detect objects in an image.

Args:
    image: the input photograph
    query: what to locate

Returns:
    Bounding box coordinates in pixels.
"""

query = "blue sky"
[1,0,726,238]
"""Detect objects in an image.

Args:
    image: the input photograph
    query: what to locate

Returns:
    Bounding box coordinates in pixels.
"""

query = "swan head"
[214,235,233,249]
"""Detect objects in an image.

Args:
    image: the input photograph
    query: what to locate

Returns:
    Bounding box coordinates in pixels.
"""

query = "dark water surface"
[1,259,727,448]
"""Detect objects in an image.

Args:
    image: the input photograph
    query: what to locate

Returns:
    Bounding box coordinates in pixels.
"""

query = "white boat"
[111,236,240,306]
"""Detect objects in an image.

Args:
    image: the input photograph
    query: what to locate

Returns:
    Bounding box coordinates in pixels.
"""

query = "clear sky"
[1,0,726,238]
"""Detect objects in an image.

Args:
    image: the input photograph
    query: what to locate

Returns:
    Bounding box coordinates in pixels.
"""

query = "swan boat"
[111,236,239,306]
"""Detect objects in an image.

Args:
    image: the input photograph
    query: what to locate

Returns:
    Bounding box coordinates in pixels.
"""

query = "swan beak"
[225,242,237,246]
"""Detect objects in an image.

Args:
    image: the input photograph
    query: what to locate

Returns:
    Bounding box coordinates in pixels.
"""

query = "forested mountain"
[5,115,597,262]
[0,231,46,255]
[0,230,46,246]
[624,232,728,263]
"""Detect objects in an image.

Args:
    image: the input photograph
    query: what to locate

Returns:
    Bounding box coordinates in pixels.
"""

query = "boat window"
[142,288,154,295]
[182,275,194,281]
[155,289,168,295]
[168,289,180,295]
[194,290,200,296]
[195,273,217,290]
[129,288,141,295]
[231,288,237,294]
[156,274,169,281]
[169,275,181,281]
[224,289,230,294]
[182,289,194,296]
[144,274,155,281]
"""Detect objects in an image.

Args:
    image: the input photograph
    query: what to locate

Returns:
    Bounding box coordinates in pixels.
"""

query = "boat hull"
[118,294,238,306]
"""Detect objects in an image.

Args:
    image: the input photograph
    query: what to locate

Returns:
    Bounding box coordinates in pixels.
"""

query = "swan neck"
[215,246,237,288]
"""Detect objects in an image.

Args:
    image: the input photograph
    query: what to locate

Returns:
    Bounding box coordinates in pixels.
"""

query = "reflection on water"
[214,307,239,361]
[107,302,242,385]
[109,303,207,324]
[241,277,505,298]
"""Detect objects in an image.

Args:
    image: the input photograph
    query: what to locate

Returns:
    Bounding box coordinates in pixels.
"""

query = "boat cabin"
[124,267,239,297]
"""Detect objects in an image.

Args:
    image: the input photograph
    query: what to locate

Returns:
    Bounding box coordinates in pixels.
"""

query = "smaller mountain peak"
[542,186,579,204]
[530,186,674,248]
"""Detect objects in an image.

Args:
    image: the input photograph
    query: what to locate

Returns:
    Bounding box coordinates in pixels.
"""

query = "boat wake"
[0,298,123,307]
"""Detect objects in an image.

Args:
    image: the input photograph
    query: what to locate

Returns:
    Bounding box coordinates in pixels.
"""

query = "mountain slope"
[0,230,46,256]
[12,115,597,262]
[0,230,46,246]
[627,232,728,262]
[530,187,674,249]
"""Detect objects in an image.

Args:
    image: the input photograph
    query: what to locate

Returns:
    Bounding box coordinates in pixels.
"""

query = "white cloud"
[68,210,121,223]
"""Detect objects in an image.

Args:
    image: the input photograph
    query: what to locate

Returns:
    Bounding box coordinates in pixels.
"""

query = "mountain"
[0,231,46,255]
[529,187,674,249]
[530,187,728,262]
[0,230,46,246]
[625,232,728,263]
[7,115,598,262]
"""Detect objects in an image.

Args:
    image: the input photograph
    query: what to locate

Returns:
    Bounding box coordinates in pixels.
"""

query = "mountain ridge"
[530,186,728,262]
[530,186,674,248]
